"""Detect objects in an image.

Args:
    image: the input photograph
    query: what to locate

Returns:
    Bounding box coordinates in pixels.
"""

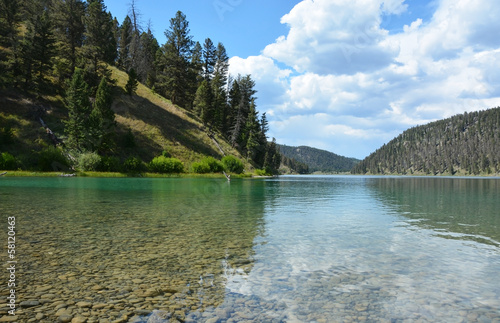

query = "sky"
[105,0,500,159]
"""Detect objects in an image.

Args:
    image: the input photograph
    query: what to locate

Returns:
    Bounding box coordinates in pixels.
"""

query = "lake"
[0,175,499,322]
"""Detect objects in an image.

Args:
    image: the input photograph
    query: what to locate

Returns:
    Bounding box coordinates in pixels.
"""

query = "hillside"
[1,3,282,174]
[0,66,249,172]
[278,144,360,173]
[352,107,500,175]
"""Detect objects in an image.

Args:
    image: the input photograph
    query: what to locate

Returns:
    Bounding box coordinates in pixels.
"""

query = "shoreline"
[1,170,499,179]
[0,171,255,179]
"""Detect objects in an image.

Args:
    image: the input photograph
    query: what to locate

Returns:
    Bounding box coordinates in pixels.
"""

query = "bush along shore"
[0,150,274,178]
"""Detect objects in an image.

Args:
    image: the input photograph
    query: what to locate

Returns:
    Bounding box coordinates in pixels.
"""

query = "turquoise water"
[0,176,499,322]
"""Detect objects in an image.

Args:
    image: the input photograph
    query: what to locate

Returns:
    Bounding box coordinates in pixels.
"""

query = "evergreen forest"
[278,144,360,173]
[352,107,500,175]
[0,0,281,174]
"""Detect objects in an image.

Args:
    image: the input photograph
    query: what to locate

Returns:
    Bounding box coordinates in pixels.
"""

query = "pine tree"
[264,138,281,175]
[260,112,269,137]
[51,0,86,76]
[118,15,132,69]
[0,0,22,86]
[125,68,138,95]
[212,42,229,132]
[82,0,117,78]
[138,27,159,87]
[191,41,203,86]
[65,68,92,151]
[89,77,115,151]
[31,9,56,85]
[157,10,194,107]
[194,79,214,124]
[202,38,216,80]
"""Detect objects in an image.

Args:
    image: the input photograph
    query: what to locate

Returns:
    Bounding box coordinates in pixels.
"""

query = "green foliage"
[125,68,138,95]
[194,79,214,124]
[352,107,500,175]
[254,169,270,176]
[191,161,210,174]
[148,156,184,173]
[123,156,145,173]
[191,156,223,174]
[263,138,281,175]
[0,152,18,170]
[156,10,195,107]
[97,156,121,172]
[118,15,133,69]
[82,0,117,75]
[51,0,86,73]
[90,77,115,152]
[221,155,244,174]
[281,155,309,174]
[19,7,56,89]
[0,5,269,175]
[37,146,70,172]
[64,68,92,151]
[76,151,101,171]
[0,127,14,145]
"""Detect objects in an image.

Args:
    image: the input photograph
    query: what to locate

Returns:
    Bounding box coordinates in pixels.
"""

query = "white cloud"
[262,0,402,75]
[228,0,500,158]
[228,55,291,108]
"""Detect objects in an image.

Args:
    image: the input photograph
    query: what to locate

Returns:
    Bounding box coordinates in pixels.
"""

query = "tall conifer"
[65,68,92,151]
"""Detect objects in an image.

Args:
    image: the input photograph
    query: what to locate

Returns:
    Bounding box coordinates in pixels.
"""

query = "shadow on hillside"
[112,92,220,161]
[0,90,65,153]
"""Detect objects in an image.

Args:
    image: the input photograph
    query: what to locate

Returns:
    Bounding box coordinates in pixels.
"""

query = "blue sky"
[105,0,299,58]
[105,0,500,159]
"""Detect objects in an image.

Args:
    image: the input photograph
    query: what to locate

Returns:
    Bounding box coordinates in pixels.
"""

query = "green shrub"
[38,147,70,172]
[0,152,17,170]
[221,155,244,174]
[191,161,211,174]
[97,156,122,172]
[192,157,224,174]
[255,169,270,176]
[123,156,145,173]
[148,156,184,173]
[76,152,101,172]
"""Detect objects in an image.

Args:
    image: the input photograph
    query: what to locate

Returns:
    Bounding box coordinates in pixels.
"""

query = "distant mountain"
[278,145,360,173]
[352,107,500,175]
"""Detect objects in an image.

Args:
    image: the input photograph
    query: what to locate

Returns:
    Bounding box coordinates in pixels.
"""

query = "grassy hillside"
[278,144,360,173]
[352,107,500,176]
[0,66,250,172]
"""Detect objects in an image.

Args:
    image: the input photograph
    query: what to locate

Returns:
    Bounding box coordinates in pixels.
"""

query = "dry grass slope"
[110,66,247,168]
[0,66,249,171]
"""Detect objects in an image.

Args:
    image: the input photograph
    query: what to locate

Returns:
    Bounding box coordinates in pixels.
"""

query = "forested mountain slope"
[278,144,360,173]
[0,67,247,170]
[352,107,500,175]
[0,1,282,173]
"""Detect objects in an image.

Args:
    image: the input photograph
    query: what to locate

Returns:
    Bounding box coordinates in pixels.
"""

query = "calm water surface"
[0,175,499,322]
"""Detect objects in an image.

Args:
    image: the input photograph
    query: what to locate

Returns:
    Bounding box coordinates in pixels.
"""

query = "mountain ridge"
[352,107,500,176]
[278,144,360,173]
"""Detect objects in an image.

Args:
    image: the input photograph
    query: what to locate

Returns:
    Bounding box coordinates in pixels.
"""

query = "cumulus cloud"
[228,0,500,159]
[262,0,403,75]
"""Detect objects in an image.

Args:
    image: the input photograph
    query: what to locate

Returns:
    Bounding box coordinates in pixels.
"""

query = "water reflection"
[366,176,500,246]
[216,176,500,322]
[1,176,500,322]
